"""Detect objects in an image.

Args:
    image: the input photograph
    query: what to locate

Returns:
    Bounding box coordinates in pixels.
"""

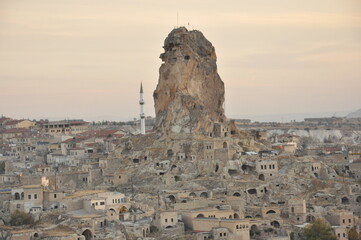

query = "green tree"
[348,227,361,240]
[10,210,33,226]
[302,219,337,240]
[0,161,5,174]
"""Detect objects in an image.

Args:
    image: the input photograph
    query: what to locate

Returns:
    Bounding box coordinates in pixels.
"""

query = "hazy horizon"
[1,0,360,122]
[2,110,352,124]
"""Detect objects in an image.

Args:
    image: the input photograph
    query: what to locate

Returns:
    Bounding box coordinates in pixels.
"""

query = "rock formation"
[153,27,228,136]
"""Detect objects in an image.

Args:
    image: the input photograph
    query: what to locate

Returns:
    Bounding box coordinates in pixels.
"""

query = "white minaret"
[139,82,145,135]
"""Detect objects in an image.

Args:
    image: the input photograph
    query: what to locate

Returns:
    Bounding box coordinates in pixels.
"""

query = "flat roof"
[64,189,108,199]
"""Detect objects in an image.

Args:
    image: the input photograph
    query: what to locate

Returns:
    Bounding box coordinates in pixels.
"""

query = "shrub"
[10,210,33,226]
[302,218,337,240]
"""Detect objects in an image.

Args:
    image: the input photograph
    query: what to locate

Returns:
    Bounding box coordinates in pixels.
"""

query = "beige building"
[333,226,349,240]
[256,159,278,180]
[154,211,179,229]
[0,174,17,185]
[3,119,35,129]
[288,199,306,223]
[10,185,43,213]
[43,190,65,210]
[192,218,250,240]
[0,128,30,140]
[325,211,354,227]
[289,199,306,214]
[181,207,242,230]
[43,120,89,135]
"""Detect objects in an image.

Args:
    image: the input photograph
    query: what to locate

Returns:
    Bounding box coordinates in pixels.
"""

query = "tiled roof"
[0,128,30,134]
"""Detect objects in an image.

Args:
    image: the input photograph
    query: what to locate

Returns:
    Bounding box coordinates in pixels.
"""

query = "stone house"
[0,174,17,185]
[256,159,278,180]
[325,211,354,228]
[288,199,306,223]
[180,207,242,231]
[192,218,250,240]
[43,190,65,210]
[153,211,179,229]
[204,142,215,160]
[213,123,230,138]
[9,185,43,214]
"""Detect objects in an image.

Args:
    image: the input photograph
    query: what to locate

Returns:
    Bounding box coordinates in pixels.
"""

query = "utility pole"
[131,176,134,200]
[157,191,161,210]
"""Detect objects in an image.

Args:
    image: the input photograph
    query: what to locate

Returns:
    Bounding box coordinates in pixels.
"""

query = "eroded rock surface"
[153,27,227,136]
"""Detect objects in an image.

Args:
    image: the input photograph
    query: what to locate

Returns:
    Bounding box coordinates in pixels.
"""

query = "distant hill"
[347,108,361,118]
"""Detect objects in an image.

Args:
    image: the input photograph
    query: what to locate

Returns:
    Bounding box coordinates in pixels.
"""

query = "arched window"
[14,192,20,200]
[266,210,276,214]
[168,195,176,203]
[82,229,92,240]
[233,192,241,197]
[200,192,208,198]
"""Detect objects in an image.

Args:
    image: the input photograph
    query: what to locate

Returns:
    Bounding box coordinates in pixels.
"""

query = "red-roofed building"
[0,117,11,127]
[0,128,30,140]
[3,119,35,129]
[42,120,89,135]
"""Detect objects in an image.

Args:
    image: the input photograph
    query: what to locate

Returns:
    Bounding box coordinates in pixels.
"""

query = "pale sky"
[1,0,360,122]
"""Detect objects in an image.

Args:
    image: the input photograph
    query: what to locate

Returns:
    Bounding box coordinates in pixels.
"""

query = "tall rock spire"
[153,27,228,136]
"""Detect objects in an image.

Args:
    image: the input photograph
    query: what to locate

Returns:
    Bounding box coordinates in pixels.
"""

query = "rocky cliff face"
[153,27,227,136]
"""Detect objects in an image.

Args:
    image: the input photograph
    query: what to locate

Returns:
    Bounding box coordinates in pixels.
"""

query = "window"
[349,219,351,223]
[96,202,98,206]
[34,194,37,199]
[171,218,174,222]
[100,202,105,205]
[343,219,345,223]
[165,218,168,223]
[28,195,31,199]
[54,194,57,198]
